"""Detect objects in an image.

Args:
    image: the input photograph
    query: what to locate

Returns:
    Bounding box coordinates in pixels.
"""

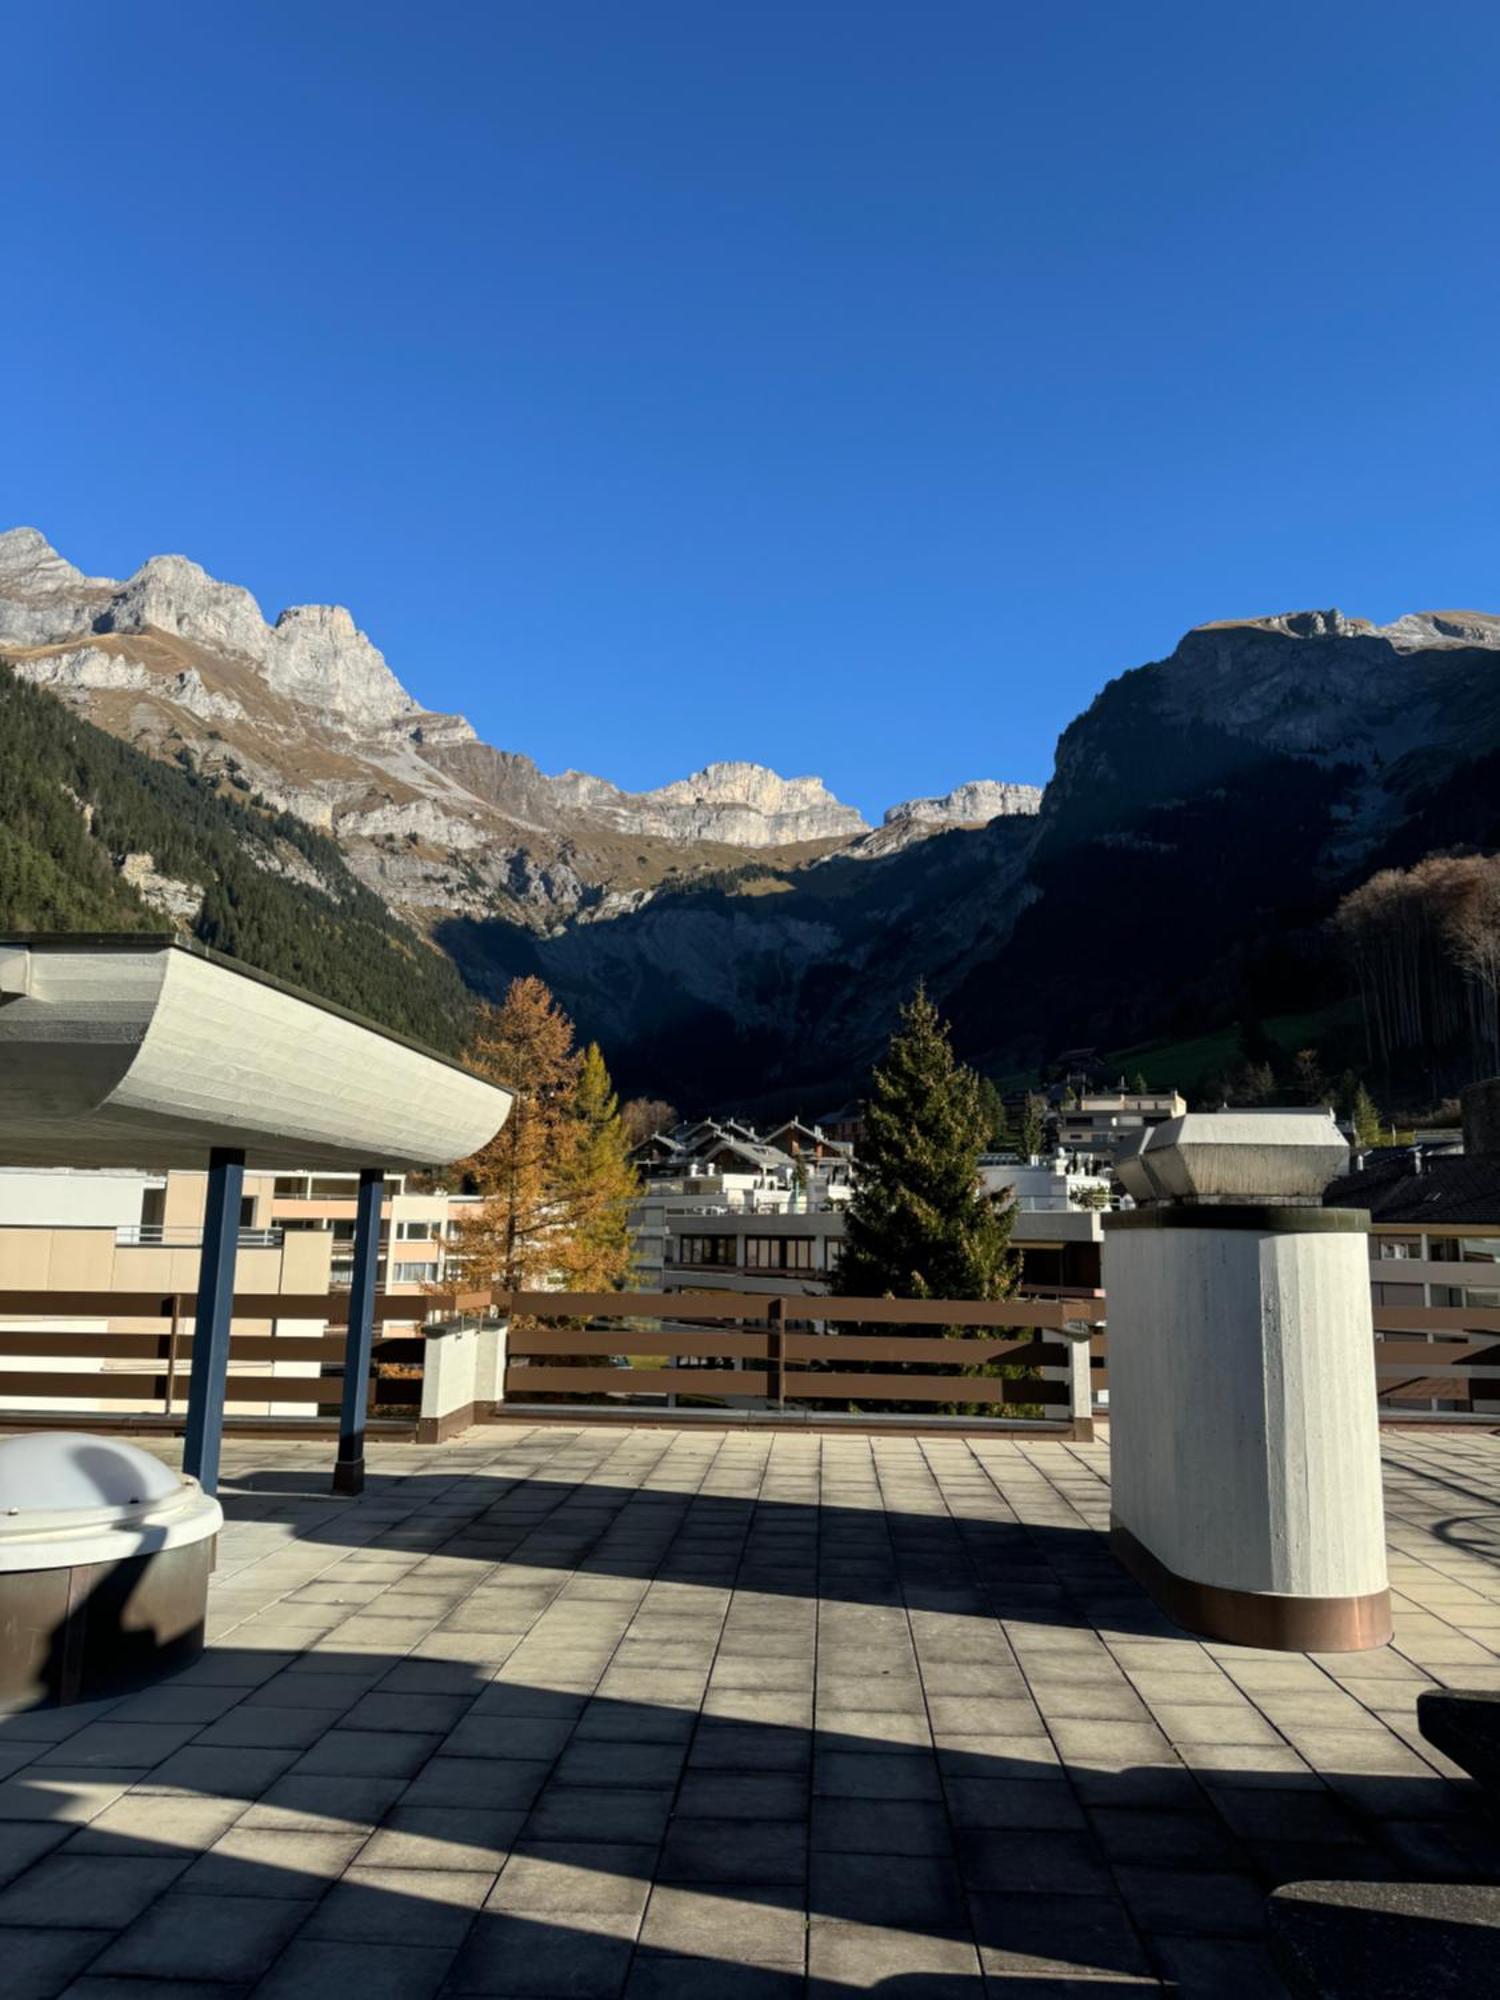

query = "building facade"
[0,1166,478,1418]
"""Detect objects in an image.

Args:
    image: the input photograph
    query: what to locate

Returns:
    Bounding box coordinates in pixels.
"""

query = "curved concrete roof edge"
[0,935,513,1171]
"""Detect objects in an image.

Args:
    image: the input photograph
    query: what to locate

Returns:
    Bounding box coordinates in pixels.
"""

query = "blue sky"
[5,3,1499,818]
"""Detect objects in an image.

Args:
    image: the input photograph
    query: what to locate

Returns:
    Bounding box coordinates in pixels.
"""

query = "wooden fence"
[0,1287,491,1421]
[0,1282,1495,1433]
[1370,1303,1500,1412]
[502,1288,1106,1431]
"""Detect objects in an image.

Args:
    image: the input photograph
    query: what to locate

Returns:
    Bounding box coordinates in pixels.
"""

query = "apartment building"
[266,1170,476,1292]
[0,1165,478,1417]
[1056,1090,1187,1164]
[1326,1083,1500,1416]
[629,1114,856,1297]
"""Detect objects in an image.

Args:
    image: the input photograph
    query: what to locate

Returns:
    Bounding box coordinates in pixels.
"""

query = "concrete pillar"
[182,1146,246,1497]
[1106,1111,1390,1651]
[473,1318,507,1415]
[417,1319,480,1441]
[332,1166,383,1496]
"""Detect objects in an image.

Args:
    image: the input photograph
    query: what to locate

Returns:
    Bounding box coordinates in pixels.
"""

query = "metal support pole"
[183,1147,246,1496]
[333,1166,384,1496]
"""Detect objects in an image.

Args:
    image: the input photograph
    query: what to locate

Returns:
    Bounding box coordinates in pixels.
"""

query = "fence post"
[767,1298,786,1413]
[164,1295,181,1417]
[1061,1318,1094,1440]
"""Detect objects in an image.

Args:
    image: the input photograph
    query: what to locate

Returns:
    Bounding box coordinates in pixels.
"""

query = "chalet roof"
[1324,1149,1500,1228]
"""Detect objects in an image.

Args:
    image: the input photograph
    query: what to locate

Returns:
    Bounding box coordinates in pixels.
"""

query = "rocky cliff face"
[943,605,1500,1081]
[1,531,421,732]
[0,529,1025,918]
[881,779,1041,837]
[11,525,1494,1109]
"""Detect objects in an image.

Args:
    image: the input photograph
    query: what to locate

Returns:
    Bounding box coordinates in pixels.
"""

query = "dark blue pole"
[333,1166,384,1495]
[183,1146,245,1496]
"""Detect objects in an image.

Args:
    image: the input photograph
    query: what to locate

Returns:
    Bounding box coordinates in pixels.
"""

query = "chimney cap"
[1120,1108,1349,1206]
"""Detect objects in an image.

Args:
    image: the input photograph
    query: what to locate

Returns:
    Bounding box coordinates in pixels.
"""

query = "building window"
[1431,1236,1500,1265]
[744,1237,816,1271]
[1376,1237,1422,1261]
[676,1235,738,1267]
[825,1238,843,1272]
[397,1221,437,1241]
[392,1260,438,1284]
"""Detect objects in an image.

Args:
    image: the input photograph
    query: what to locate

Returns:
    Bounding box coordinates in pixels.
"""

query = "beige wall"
[0,1224,331,1298]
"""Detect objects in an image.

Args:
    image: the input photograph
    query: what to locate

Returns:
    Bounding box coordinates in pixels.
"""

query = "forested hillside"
[0,665,475,1052]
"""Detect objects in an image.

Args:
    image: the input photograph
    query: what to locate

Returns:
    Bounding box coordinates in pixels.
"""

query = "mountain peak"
[0,525,106,598]
[625,761,868,843]
[0,528,426,731]
[1194,607,1500,651]
[883,779,1042,828]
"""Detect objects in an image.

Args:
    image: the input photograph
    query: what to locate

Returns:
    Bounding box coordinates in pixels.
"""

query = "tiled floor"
[3,1423,1500,1997]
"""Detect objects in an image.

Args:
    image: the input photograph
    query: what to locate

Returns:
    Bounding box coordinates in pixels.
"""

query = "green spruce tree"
[974,1074,1006,1150]
[1021,1091,1048,1162]
[1350,1082,1383,1151]
[836,985,1014,1302]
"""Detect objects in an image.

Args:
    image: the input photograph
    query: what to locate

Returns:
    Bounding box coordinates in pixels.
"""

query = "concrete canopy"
[0,935,512,1171]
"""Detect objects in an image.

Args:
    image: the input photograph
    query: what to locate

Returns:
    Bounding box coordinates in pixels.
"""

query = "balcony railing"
[0,1280,1493,1435]
[0,1284,490,1428]
[500,1288,1106,1431]
[115,1225,284,1250]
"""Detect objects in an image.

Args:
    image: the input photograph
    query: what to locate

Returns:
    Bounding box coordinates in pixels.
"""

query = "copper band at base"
[1110,1516,1393,1653]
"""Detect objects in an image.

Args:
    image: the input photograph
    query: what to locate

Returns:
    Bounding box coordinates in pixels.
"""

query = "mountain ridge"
[0,528,1034,871]
[4,525,1498,1108]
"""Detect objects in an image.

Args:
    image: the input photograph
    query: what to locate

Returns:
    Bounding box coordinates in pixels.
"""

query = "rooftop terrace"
[2,1424,1498,1998]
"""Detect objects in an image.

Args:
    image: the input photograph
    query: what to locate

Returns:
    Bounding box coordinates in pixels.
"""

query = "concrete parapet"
[417,1316,507,1442]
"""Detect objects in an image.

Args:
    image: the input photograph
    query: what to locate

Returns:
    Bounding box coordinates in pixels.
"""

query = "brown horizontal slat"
[1379,1379,1468,1402]
[770,1296,1083,1329]
[783,1332,1061,1365]
[507,1328,769,1360]
[0,1291,182,1318]
[219,1376,347,1404]
[500,1290,1101,1330]
[505,1289,777,1321]
[505,1365,771,1399]
[0,1332,402,1365]
[0,1331,172,1359]
[0,1371,348,1405]
[1373,1338,1500,1369]
[1373,1306,1500,1333]
[784,1373,1067,1406]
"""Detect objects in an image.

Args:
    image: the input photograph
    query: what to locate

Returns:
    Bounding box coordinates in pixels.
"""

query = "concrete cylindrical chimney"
[1104,1110,1390,1652]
